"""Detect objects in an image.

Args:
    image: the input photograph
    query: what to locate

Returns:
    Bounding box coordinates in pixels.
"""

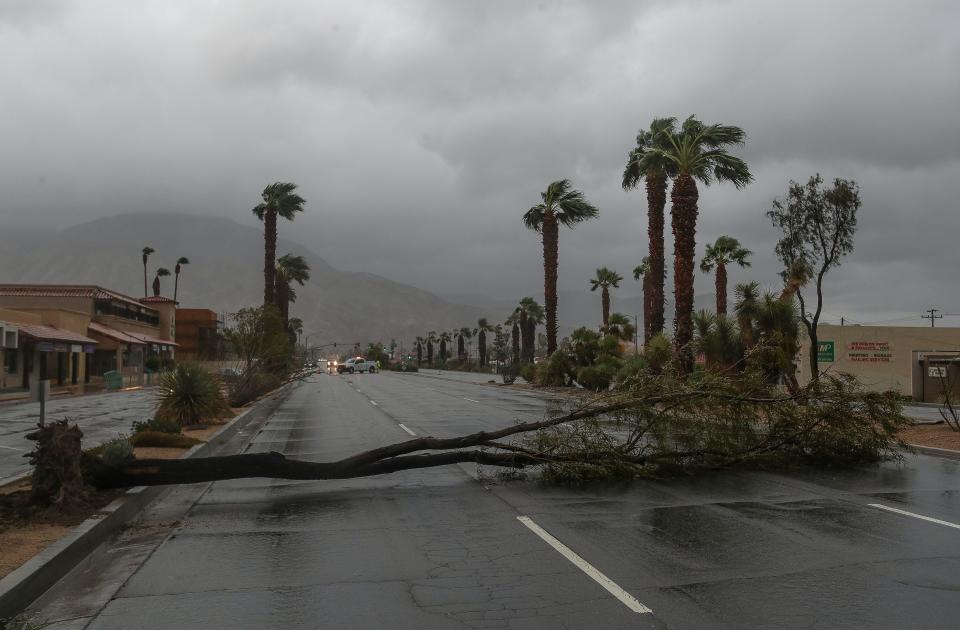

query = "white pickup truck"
[337,356,378,374]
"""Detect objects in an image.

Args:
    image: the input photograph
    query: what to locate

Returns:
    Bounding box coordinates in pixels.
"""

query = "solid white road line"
[370,400,378,406]
[868,503,960,530]
[398,423,416,436]
[0,444,24,451]
[463,397,480,403]
[516,516,652,614]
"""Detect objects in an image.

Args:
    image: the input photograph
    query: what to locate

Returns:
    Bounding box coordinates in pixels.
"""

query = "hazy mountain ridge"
[0,213,486,345]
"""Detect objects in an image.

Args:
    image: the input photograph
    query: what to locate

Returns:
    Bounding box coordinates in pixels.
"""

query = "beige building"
[0,285,178,393]
[797,324,960,401]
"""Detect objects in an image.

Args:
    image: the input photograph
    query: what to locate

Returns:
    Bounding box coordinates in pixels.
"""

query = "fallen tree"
[24,372,910,498]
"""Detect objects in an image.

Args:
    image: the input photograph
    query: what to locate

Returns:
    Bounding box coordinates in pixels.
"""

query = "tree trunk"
[277,280,290,326]
[715,263,727,316]
[439,340,446,362]
[427,342,433,367]
[417,343,423,366]
[601,287,610,330]
[524,318,536,363]
[642,274,652,345]
[263,209,277,306]
[511,322,520,365]
[542,214,559,355]
[646,171,667,338]
[174,272,180,303]
[807,326,819,384]
[518,311,529,363]
[142,260,148,298]
[671,173,699,376]
[478,331,486,366]
[458,336,465,362]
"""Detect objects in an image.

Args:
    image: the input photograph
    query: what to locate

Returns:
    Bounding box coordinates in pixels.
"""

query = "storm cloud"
[2,0,958,325]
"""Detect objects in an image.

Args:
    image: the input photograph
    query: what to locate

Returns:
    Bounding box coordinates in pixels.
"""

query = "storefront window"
[3,349,16,374]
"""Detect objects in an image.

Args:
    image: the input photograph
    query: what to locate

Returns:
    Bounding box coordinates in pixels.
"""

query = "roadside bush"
[519,363,538,383]
[392,362,419,373]
[129,431,202,449]
[536,350,575,387]
[228,367,284,407]
[615,355,650,387]
[643,333,672,373]
[576,359,619,391]
[160,357,176,371]
[157,362,230,425]
[131,417,181,435]
[144,356,161,372]
[100,435,134,467]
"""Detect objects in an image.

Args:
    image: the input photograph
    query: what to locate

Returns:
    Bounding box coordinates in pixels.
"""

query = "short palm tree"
[700,236,751,316]
[476,318,493,366]
[505,312,521,365]
[515,297,544,364]
[633,257,651,344]
[275,254,310,327]
[141,246,154,298]
[426,331,436,367]
[415,336,424,366]
[438,331,452,363]
[649,116,752,374]
[693,310,743,373]
[252,182,306,307]
[734,282,762,350]
[458,327,472,362]
[523,179,599,356]
[606,312,636,343]
[152,267,171,296]
[173,256,190,303]
[589,267,623,330]
[622,117,678,341]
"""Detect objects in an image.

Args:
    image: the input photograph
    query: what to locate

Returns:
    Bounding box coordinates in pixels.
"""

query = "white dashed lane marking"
[398,423,416,436]
[868,503,960,530]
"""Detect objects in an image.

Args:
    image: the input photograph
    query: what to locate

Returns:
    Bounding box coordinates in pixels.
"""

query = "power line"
[922,308,943,328]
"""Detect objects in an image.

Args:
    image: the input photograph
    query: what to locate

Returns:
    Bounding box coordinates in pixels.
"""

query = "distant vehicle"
[337,356,377,374]
[323,359,338,374]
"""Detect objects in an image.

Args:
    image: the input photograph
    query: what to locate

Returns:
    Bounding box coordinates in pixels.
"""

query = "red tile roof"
[0,285,148,310]
[18,324,98,345]
[88,322,145,345]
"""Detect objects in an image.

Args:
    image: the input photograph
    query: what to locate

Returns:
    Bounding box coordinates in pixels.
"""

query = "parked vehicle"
[337,357,378,374]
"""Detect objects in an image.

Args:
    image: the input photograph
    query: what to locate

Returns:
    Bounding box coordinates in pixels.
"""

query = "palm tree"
[753,292,802,394]
[275,254,311,327]
[173,257,190,303]
[700,236,752,316]
[606,312,636,343]
[633,257,651,344]
[457,327,471,362]
[622,117,678,340]
[692,310,743,373]
[734,282,761,351]
[476,318,493,366]
[415,336,424,366]
[589,267,623,330]
[141,246,155,297]
[252,182,306,307]
[505,313,521,365]
[152,267,171,296]
[650,116,752,374]
[438,331,452,363]
[523,179,599,355]
[426,331,436,367]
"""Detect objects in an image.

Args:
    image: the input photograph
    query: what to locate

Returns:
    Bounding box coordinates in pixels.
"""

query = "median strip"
[868,503,960,530]
[516,516,651,614]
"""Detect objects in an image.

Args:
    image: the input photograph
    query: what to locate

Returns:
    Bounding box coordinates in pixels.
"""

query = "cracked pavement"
[26,372,960,628]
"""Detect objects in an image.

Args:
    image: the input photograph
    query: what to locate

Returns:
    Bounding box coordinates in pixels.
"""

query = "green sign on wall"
[817,341,835,362]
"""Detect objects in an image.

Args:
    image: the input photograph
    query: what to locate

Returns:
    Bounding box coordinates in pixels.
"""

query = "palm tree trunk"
[277,280,289,326]
[601,287,610,330]
[478,331,486,366]
[427,342,433,367]
[174,272,180,303]
[511,323,520,365]
[646,171,667,338]
[715,263,727,316]
[518,311,529,363]
[671,173,699,376]
[263,209,278,306]
[643,274,652,344]
[457,336,465,362]
[417,343,423,366]
[142,260,148,298]
[739,315,754,350]
[542,214,559,355]
[524,318,535,363]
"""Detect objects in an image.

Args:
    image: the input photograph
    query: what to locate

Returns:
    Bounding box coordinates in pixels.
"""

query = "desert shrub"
[392,362,419,373]
[536,350,575,387]
[160,356,177,371]
[576,359,619,392]
[144,356,161,372]
[520,363,538,383]
[615,355,650,386]
[229,367,284,407]
[129,431,202,449]
[100,435,134,467]
[131,417,181,434]
[643,333,672,373]
[157,362,230,425]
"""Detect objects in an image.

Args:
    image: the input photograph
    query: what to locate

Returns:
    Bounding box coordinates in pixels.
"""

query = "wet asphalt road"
[34,372,960,628]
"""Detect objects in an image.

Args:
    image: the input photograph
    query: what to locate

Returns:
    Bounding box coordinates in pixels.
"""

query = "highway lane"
[30,372,960,629]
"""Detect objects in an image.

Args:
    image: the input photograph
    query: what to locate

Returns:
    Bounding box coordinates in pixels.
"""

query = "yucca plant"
[157,363,229,426]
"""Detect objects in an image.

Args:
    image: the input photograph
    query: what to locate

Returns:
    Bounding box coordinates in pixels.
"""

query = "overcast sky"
[2,0,959,325]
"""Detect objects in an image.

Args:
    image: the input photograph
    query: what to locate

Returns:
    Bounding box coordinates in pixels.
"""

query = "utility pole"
[840,317,844,327]
[922,308,943,328]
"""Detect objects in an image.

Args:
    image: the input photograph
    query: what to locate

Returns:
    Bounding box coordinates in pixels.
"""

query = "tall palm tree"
[152,267,171,296]
[522,299,544,363]
[276,254,310,328]
[426,331,436,367]
[633,257,651,344]
[622,117,678,340]
[438,331,452,363]
[699,236,752,316]
[141,246,155,298]
[523,179,599,355]
[457,327,471,362]
[476,318,493,366]
[415,336,424,366]
[650,116,752,374]
[173,256,190,303]
[589,267,623,330]
[505,313,521,365]
[252,182,306,307]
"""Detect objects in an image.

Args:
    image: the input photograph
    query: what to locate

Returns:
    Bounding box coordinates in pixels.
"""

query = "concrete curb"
[0,392,277,621]
[909,443,960,460]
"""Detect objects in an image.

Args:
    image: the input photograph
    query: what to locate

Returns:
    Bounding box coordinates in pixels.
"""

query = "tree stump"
[24,419,88,505]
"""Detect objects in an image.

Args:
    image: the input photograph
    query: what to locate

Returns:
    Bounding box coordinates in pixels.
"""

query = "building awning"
[129,332,178,347]
[88,321,146,345]
[18,324,98,345]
